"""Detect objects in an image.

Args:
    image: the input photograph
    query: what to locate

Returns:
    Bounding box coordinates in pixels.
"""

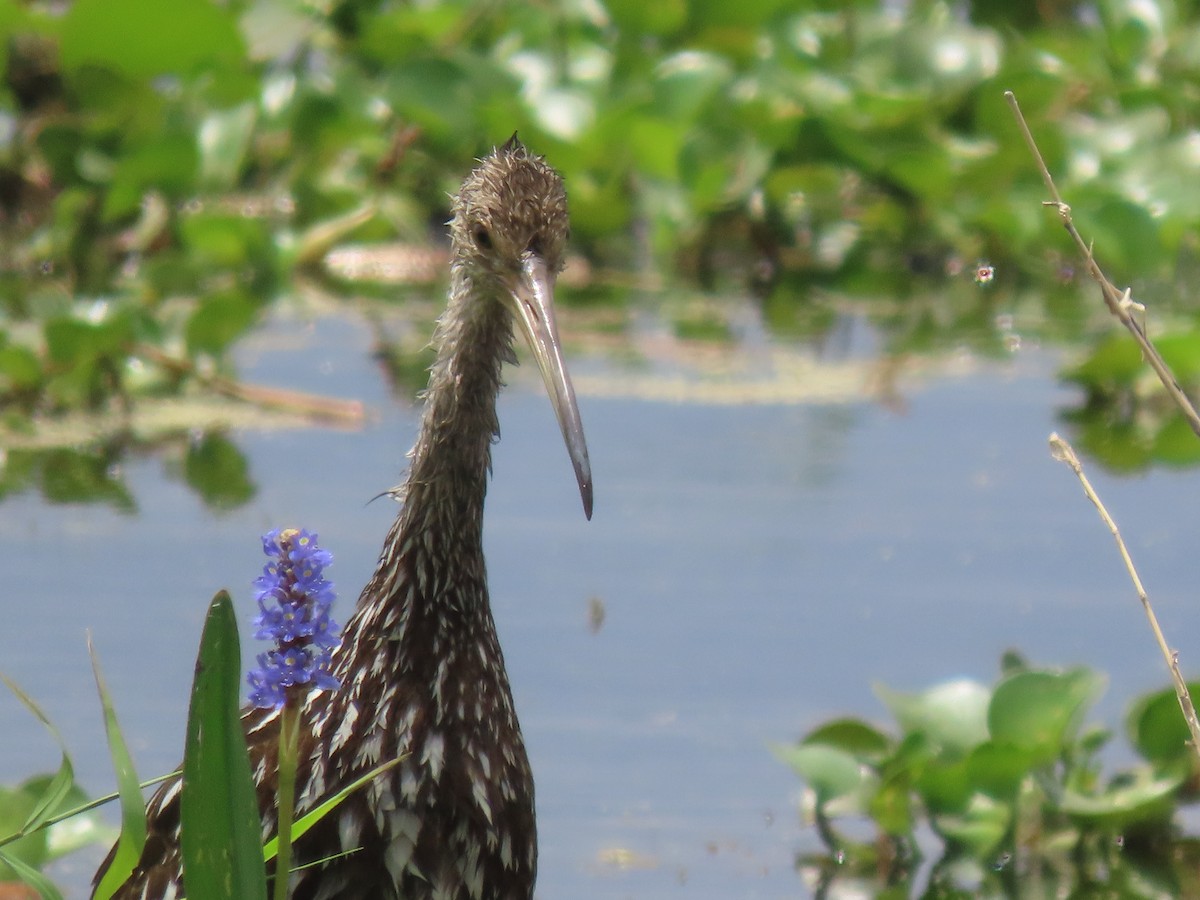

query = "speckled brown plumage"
[94,136,592,900]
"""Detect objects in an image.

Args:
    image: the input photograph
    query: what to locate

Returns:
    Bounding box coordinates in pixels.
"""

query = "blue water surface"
[3,306,1200,898]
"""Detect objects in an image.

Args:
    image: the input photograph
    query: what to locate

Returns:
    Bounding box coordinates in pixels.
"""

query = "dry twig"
[138,344,367,428]
[1048,433,1200,757]
[1005,90,1200,438]
[1007,89,1200,761]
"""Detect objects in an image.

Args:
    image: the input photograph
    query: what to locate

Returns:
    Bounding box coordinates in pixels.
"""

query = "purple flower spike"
[247,528,341,710]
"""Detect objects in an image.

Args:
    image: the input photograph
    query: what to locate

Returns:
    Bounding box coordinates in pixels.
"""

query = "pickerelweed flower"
[247,528,340,710]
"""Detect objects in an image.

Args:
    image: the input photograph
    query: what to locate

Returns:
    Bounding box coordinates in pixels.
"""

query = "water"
[3,306,1200,897]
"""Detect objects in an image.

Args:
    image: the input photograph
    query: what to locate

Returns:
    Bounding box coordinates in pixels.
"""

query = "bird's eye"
[472,225,492,249]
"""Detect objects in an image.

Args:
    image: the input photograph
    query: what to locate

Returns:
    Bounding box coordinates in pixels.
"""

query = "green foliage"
[91,642,149,900]
[182,433,256,511]
[1062,329,1200,472]
[0,586,404,896]
[181,592,268,900]
[0,676,111,890]
[780,655,1200,894]
[3,0,1200,478]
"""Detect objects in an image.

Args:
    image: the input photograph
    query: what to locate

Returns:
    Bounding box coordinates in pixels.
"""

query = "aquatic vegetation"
[779,654,1200,895]
[247,529,340,711]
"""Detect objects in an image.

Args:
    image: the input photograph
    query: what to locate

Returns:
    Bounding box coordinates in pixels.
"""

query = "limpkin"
[95,135,592,899]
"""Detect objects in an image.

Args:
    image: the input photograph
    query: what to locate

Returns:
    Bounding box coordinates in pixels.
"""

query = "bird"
[95,134,592,900]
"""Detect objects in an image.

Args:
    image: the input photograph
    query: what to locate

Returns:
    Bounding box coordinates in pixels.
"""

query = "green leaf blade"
[180,591,267,900]
[89,637,148,900]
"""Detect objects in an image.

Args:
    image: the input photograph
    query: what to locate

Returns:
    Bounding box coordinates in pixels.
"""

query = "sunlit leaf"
[1060,770,1182,827]
[933,793,1010,858]
[653,51,731,119]
[875,678,991,756]
[771,742,875,807]
[199,104,257,190]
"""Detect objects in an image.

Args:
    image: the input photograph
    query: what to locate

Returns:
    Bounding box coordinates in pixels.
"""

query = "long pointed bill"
[507,253,593,520]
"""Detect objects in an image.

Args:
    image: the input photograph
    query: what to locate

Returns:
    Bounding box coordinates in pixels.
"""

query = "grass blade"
[0,675,75,840]
[22,770,179,837]
[89,634,148,900]
[261,756,402,863]
[180,591,267,900]
[0,847,64,900]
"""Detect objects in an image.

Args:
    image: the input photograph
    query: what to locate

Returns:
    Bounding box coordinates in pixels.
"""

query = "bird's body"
[96,136,591,900]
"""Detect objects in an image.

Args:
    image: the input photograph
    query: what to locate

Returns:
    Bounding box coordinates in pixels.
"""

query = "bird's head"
[451,134,570,277]
[450,135,592,520]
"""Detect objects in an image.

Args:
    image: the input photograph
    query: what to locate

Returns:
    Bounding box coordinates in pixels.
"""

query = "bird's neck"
[337,270,512,665]
[402,269,512,543]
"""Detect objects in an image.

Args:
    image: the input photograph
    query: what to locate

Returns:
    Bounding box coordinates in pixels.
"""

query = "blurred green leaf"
[60,0,245,79]
[179,214,273,271]
[916,756,973,814]
[1086,196,1166,278]
[1064,332,1144,392]
[772,742,876,807]
[0,846,63,899]
[39,450,134,511]
[933,793,1011,858]
[1153,413,1200,466]
[608,0,688,36]
[1127,683,1200,764]
[965,741,1034,802]
[0,344,43,397]
[0,783,49,879]
[1154,332,1200,385]
[802,718,892,758]
[875,678,991,756]
[184,432,255,511]
[0,677,74,844]
[988,668,1105,766]
[1060,770,1182,827]
[186,292,260,357]
[653,51,731,119]
[199,104,258,190]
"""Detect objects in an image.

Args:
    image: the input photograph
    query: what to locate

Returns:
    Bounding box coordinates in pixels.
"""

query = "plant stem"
[1049,433,1200,763]
[274,697,300,900]
[1005,90,1200,439]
